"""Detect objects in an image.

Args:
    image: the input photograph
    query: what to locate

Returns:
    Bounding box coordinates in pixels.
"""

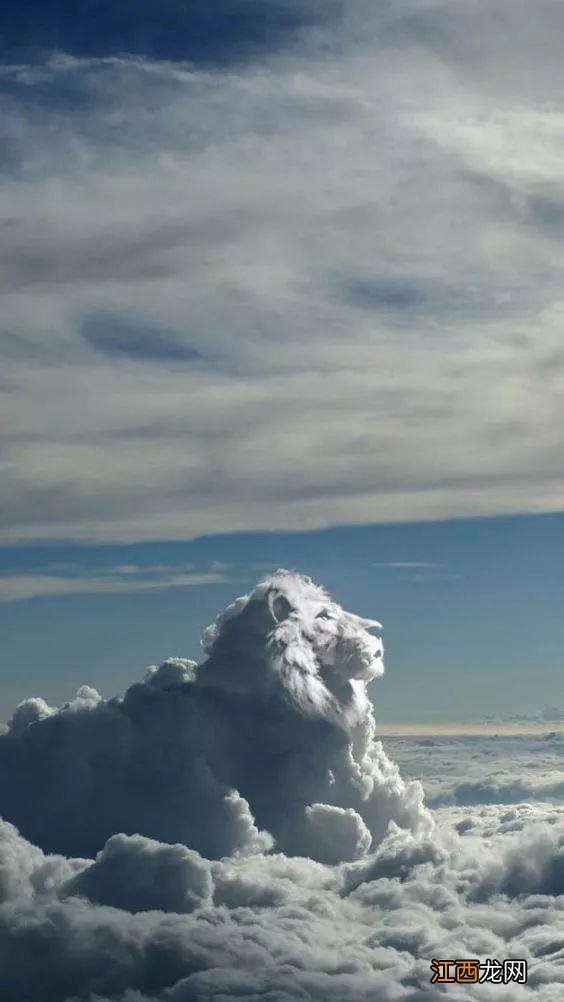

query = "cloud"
[0,564,230,601]
[0,574,563,998]
[339,276,429,313]
[432,775,564,808]
[540,708,564,723]
[0,798,563,1000]
[5,4,564,542]
[372,561,459,585]
[0,572,429,859]
[472,824,564,899]
[67,832,213,913]
[81,315,203,364]
[373,562,443,569]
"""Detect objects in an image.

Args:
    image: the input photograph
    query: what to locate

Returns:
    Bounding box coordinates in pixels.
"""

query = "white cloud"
[373,563,443,569]
[0,564,230,601]
[0,572,562,999]
[4,3,564,541]
[0,572,427,859]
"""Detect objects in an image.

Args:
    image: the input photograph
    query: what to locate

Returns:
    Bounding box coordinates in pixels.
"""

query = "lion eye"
[316,609,331,620]
[272,595,292,622]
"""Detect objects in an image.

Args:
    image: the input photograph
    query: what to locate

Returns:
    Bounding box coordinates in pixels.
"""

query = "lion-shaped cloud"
[0,571,431,863]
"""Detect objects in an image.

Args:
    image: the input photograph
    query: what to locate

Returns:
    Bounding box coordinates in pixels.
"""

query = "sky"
[2,512,564,725]
[3,0,564,725]
[4,6,564,996]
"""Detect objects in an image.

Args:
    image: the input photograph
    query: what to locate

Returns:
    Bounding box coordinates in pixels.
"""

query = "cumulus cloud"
[434,777,564,808]
[0,574,563,999]
[0,572,429,860]
[473,824,564,900]
[67,833,213,913]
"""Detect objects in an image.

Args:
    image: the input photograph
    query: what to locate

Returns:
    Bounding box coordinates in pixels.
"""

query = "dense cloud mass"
[0,570,429,860]
[0,572,564,1000]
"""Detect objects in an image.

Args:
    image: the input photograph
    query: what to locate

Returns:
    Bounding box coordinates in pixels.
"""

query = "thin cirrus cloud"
[372,561,460,583]
[4,1,564,546]
[0,563,230,602]
[373,561,442,569]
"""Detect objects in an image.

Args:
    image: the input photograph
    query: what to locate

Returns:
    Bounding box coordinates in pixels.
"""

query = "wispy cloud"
[373,561,442,569]
[0,564,231,602]
[4,4,564,543]
[372,560,460,584]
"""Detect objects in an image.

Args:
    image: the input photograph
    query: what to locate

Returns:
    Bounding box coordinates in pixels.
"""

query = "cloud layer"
[4,2,564,542]
[0,573,563,1000]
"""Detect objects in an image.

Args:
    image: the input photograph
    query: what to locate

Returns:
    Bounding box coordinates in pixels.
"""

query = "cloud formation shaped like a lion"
[0,571,430,862]
[0,573,562,1001]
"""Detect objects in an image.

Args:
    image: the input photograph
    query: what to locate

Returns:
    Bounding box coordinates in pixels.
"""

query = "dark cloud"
[67,832,213,913]
[472,824,564,900]
[341,277,428,312]
[337,272,525,322]
[82,315,203,364]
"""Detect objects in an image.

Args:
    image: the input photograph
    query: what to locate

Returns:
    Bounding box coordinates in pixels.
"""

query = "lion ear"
[271,593,292,623]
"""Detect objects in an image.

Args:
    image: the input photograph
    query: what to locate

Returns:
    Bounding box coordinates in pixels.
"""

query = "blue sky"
[2,512,564,724]
[0,0,332,64]
[3,1,564,724]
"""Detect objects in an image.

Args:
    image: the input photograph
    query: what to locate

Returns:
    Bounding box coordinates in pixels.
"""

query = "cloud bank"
[0,573,563,1000]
